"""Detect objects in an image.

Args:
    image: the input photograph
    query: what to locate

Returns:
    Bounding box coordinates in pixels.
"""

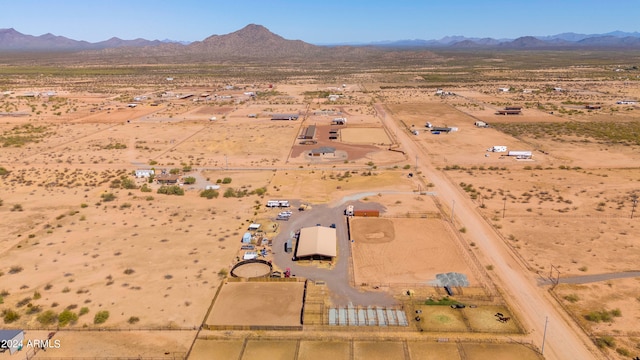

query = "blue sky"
[1,0,638,44]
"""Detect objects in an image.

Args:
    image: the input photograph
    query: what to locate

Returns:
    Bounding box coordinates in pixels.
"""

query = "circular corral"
[230,259,272,278]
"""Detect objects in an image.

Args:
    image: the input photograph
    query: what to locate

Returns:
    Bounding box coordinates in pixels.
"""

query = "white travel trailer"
[487,146,507,153]
[508,150,533,158]
[267,200,280,207]
[278,200,290,207]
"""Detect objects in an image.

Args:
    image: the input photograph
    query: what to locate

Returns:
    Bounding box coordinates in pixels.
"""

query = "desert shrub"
[26,305,42,314]
[403,164,411,169]
[140,184,152,192]
[585,309,620,323]
[101,193,116,202]
[58,309,78,326]
[616,347,630,356]
[16,297,32,307]
[37,310,58,325]
[11,204,23,211]
[79,307,89,316]
[183,176,196,184]
[94,310,110,324]
[169,168,181,175]
[149,160,158,165]
[120,177,137,189]
[200,189,219,199]
[127,316,140,324]
[563,294,580,303]
[2,309,20,323]
[0,167,9,175]
[157,185,184,196]
[9,265,23,274]
[222,177,232,184]
[253,187,267,196]
[595,336,616,348]
[123,268,135,275]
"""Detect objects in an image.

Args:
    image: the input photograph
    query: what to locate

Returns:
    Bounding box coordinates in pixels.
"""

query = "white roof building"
[296,226,337,259]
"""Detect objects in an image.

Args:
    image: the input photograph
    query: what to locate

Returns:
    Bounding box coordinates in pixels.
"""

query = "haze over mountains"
[1,24,639,53]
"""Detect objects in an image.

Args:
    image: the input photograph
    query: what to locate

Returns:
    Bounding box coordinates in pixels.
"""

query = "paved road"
[539,271,640,286]
[374,104,599,360]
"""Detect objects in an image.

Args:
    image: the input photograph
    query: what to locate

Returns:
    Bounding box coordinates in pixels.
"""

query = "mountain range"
[1,25,639,54]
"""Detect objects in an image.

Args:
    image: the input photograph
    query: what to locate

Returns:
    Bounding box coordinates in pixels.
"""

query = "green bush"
[58,309,78,326]
[595,336,616,348]
[140,184,152,192]
[585,309,619,323]
[37,310,58,325]
[2,309,20,323]
[615,347,630,356]
[127,316,140,324]
[222,177,232,184]
[157,185,184,196]
[563,294,580,303]
[94,310,110,324]
[183,176,196,184]
[120,177,137,189]
[200,189,219,199]
[79,307,89,316]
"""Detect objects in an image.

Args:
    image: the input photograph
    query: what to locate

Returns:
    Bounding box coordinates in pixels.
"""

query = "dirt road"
[375,104,600,360]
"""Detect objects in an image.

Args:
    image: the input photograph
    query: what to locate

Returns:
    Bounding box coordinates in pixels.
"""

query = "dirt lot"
[206,281,305,327]
[350,217,477,285]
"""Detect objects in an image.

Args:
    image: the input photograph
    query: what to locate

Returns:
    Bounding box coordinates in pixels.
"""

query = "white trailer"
[278,200,290,207]
[267,200,280,207]
[487,146,507,153]
[508,150,532,158]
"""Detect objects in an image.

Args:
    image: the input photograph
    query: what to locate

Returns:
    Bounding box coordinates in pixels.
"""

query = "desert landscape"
[1,24,640,360]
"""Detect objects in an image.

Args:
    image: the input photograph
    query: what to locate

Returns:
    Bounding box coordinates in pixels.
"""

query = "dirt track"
[376,104,599,360]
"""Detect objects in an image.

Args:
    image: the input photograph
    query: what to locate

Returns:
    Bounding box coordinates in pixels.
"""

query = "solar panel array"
[435,272,469,287]
[329,305,408,326]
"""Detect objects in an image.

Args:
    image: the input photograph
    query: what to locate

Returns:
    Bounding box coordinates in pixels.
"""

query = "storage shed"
[242,232,252,244]
[296,226,337,260]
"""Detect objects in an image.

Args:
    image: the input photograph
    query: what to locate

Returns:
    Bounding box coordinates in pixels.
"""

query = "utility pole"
[541,316,549,355]
[225,155,228,170]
